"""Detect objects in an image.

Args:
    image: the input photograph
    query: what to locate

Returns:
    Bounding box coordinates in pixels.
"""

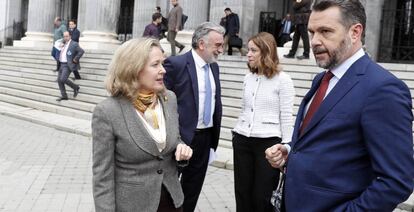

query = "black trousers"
[232,132,281,212]
[157,185,183,212]
[180,128,212,212]
[288,24,310,57]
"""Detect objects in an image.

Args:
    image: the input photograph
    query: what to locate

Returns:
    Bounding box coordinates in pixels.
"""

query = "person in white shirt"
[232,32,295,212]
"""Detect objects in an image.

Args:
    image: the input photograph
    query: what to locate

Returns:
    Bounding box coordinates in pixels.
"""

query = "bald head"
[63,31,71,42]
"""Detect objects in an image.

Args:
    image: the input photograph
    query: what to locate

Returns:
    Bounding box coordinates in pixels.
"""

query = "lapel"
[186,52,199,112]
[157,93,175,154]
[294,55,370,144]
[210,63,220,99]
[119,97,161,156]
[291,72,324,144]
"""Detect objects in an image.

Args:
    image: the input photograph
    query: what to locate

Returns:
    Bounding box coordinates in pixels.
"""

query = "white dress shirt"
[233,71,295,143]
[191,49,216,129]
[59,40,71,63]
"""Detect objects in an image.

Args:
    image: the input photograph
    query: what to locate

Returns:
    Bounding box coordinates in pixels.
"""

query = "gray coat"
[60,40,84,72]
[92,90,184,212]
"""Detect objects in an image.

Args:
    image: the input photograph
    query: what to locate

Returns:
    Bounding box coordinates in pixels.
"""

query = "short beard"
[316,37,352,70]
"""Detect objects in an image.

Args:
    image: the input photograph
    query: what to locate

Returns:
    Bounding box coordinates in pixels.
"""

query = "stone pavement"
[0,114,236,212]
[0,103,412,212]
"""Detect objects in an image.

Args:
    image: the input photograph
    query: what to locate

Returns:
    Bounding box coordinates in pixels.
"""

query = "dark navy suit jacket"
[285,54,414,211]
[163,51,222,150]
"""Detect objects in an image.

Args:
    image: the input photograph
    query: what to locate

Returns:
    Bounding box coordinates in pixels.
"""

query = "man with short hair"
[52,17,67,72]
[164,22,224,212]
[143,13,162,39]
[68,19,80,43]
[283,0,311,60]
[155,6,168,39]
[167,0,185,56]
[265,0,414,211]
[56,31,83,102]
[223,8,242,55]
[68,19,81,79]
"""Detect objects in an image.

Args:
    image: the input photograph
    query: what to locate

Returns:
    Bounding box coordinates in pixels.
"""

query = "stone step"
[0,61,108,78]
[0,93,92,120]
[0,68,105,88]
[0,76,107,103]
[2,46,115,58]
[0,86,95,113]
[0,56,109,70]
[0,52,112,65]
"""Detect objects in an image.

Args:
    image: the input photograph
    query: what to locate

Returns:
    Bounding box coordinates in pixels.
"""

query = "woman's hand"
[175,143,193,161]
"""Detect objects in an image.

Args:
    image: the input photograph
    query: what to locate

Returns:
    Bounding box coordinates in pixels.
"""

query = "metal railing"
[378,8,414,63]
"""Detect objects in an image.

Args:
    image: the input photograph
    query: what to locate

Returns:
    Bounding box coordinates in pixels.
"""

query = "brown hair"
[247,32,281,78]
[105,38,162,100]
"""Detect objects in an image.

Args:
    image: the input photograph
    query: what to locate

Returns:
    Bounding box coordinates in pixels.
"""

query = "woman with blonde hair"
[92,38,192,212]
[232,32,295,212]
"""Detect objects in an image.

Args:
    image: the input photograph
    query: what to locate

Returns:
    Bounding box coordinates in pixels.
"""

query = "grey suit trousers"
[57,63,78,98]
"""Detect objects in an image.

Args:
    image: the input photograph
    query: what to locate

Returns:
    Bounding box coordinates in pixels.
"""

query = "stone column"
[364,0,385,61]
[78,0,121,50]
[181,0,209,30]
[132,1,157,38]
[14,0,57,48]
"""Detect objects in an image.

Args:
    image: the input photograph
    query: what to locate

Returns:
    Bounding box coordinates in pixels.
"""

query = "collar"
[191,49,208,69]
[329,48,365,80]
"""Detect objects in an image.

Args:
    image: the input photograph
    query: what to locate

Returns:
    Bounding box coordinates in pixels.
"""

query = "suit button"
[157,169,163,174]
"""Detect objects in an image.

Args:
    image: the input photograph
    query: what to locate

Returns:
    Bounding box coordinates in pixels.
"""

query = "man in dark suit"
[167,0,185,56]
[266,0,414,211]
[283,0,311,60]
[68,19,81,80]
[223,8,242,55]
[278,13,294,47]
[164,22,224,212]
[56,31,83,101]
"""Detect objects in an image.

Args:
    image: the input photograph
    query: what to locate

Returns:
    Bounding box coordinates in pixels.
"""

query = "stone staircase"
[1,46,414,149]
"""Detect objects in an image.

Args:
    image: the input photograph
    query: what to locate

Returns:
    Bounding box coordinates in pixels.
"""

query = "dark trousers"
[232,132,281,212]
[288,24,310,57]
[167,31,184,56]
[180,128,212,212]
[157,185,183,212]
[73,69,81,79]
[57,63,79,98]
[278,33,291,47]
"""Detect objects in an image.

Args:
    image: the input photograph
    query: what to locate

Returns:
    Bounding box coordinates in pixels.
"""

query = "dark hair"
[312,0,366,42]
[55,17,62,22]
[152,13,162,21]
[247,32,281,78]
[156,6,161,12]
[69,19,77,25]
[224,8,231,12]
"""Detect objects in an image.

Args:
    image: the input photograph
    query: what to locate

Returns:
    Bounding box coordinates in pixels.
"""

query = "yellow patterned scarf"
[133,92,159,129]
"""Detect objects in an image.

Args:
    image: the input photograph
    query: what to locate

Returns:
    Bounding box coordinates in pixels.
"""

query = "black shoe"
[178,46,185,53]
[296,55,310,60]
[283,54,295,58]
[75,77,81,80]
[56,97,68,101]
[73,87,80,98]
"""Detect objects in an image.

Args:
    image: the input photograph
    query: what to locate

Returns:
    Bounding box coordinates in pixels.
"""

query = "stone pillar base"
[79,31,121,50]
[160,30,193,56]
[13,32,53,48]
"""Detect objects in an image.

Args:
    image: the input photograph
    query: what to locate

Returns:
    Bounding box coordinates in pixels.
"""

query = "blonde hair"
[247,32,281,78]
[105,38,161,100]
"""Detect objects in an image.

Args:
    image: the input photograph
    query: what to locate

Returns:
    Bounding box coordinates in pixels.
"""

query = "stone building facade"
[0,0,413,62]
